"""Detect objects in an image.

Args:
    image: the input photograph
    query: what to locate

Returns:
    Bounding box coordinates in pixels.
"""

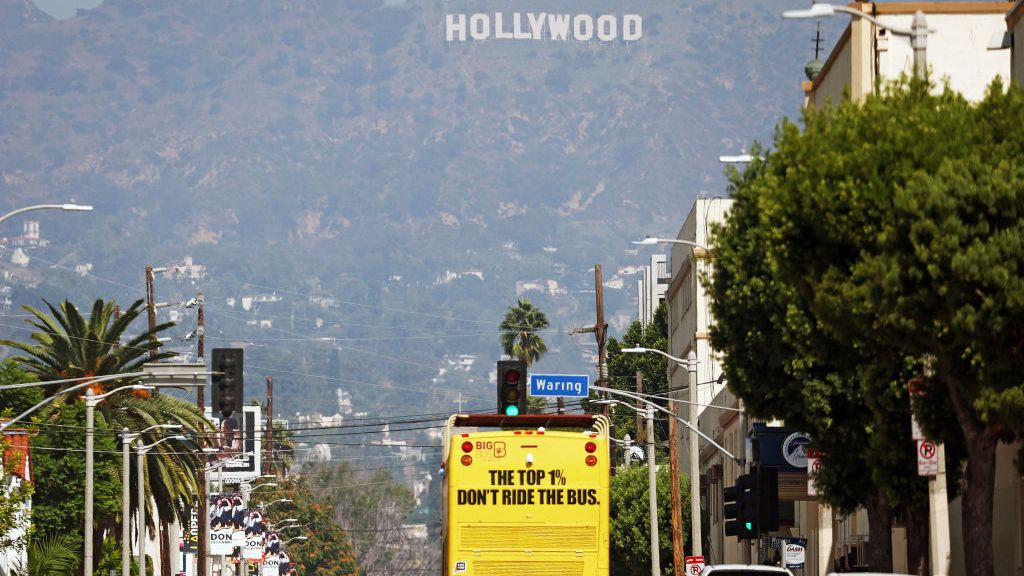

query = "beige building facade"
[803,2,1012,106]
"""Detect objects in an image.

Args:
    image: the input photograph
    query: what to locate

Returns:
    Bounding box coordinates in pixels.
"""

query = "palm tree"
[499,298,550,365]
[1,298,212,573]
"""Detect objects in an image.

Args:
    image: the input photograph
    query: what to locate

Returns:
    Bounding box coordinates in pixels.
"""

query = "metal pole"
[647,405,660,576]
[145,266,158,361]
[739,400,751,565]
[122,429,132,576]
[138,449,147,576]
[687,352,701,557]
[668,399,683,575]
[911,11,927,79]
[84,390,96,576]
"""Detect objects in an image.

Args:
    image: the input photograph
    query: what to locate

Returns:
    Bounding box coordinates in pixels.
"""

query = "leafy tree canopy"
[609,462,689,576]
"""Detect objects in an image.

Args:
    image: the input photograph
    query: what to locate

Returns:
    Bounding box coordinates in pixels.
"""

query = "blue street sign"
[529,374,589,398]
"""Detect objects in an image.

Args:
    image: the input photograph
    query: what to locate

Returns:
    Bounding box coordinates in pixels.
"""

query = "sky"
[31,0,103,19]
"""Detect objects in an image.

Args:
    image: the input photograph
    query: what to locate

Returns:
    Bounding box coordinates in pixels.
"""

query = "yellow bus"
[441,413,611,576]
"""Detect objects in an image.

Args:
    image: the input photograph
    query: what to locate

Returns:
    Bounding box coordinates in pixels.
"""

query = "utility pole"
[595,265,608,422]
[264,377,274,476]
[196,292,207,576]
[669,398,683,575]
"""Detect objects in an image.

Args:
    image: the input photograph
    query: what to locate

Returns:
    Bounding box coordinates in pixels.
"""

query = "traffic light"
[723,473,756,540]
[497,360,528,416]
[751,466,780,532]
[211,348,244,418]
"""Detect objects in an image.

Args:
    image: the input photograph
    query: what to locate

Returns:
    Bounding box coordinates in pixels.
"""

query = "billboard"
[205,404,262,482]
[209,492,245,556]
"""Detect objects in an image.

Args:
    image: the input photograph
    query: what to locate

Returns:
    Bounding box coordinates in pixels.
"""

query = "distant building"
[636,253,669,328]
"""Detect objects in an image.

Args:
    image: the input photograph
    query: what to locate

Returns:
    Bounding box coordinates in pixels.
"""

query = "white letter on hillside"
[470,14,490,40]
[547,14,570,41]
[527,12,547,40]
[623,14,643,41]
[446,14,466,42]
[597,15,616,41]
[573,15,593,41]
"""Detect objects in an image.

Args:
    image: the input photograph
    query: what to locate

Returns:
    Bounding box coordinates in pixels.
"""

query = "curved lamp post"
[632,236,710,251]
[783,3,929,79]
[622,347,702,557]
[84,385,155,576]
[136,434,187,575]
[263,498,293,509]
[283,535,308,545]
[0,203,93,226]
[121,424,183,576]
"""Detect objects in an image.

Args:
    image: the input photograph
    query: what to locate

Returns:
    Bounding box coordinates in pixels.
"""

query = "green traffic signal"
[745,522,753,531]
[505,405,520,416]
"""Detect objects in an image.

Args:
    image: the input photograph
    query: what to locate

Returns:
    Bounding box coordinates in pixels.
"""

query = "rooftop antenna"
[805,21,826,80]
[813,21,825,60]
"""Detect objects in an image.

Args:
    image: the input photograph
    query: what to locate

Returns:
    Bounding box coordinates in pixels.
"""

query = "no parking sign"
[684,555,705,575]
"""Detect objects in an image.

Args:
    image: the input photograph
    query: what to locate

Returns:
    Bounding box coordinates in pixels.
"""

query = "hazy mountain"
[0,0,835,419]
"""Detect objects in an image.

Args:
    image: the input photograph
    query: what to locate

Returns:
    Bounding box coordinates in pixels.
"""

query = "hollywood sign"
[446,13,643,42]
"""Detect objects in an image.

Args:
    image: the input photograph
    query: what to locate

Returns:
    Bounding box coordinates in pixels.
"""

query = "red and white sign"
[684,555,705,575]
[806,448,821,497]
[917,439,938,476]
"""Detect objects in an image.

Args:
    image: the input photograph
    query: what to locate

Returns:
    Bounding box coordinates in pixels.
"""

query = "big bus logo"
[476,441,506,457]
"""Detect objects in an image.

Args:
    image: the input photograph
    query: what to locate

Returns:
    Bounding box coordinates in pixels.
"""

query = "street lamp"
[0,203,93,226]
[84,385,155,576]
[263,498,293,509]
[0,372,149,433]
[134,432,186,569]
[250,482,278,493]
[632,236,710,251]
[622,348,703,557]
[783,3,929,79]
[283,536,308,545]
[592,398,660,576]
[135,435,186,575]
[121,424,182,576]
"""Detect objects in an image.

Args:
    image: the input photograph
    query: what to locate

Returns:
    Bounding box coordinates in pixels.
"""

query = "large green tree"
[609,463,690,576]
[710,78,1024,576]
[1,299,212,573]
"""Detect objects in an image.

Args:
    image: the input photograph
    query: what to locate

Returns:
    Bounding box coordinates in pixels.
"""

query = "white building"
[637,253,669,328]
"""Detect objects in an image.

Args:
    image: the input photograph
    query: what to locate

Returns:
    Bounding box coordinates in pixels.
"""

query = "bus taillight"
[585,441,597,453]
[585,455,598,467]
[460,454,473,466]
[461,441,473,453]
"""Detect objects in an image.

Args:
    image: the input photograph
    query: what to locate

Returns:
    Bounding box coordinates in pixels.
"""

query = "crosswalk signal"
[211,348,244,418]
[497,360,528,416]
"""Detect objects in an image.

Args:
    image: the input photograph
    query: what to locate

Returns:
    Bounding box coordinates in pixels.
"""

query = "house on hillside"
[0,427,33,576]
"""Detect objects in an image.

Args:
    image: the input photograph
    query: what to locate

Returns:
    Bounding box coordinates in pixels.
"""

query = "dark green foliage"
[609,463,689,576]
[710,77,1024,575]
[29,402,120,550]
